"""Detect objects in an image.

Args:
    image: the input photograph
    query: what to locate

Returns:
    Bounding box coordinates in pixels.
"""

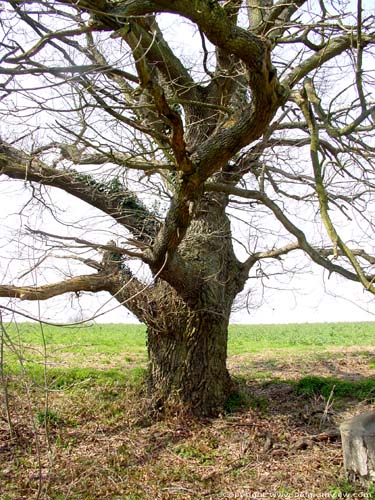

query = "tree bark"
[145,194,243,416]
[147,307,233,417]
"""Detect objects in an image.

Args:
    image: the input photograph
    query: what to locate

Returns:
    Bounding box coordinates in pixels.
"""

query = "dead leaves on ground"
[1,352,375,499]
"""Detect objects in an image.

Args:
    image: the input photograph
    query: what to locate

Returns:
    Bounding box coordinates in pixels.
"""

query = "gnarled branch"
[0,273,112,301]
[0,140,159,242]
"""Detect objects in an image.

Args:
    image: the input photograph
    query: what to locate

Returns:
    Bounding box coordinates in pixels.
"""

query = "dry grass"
[1,350,375,499]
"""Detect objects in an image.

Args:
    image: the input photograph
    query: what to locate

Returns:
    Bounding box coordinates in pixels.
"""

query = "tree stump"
[340,411,375,485]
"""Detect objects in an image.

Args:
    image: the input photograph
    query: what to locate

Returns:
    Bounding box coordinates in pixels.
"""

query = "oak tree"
[0,0,374,415]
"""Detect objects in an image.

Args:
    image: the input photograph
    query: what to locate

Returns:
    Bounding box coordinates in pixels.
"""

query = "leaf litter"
[1,349,375,499]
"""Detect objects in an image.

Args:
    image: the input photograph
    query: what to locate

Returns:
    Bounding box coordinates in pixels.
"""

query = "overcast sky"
[0,6,374,325]
[0,180,374,325]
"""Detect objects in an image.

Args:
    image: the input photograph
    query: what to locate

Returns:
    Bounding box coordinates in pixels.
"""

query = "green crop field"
[1,321,374,363]
[2,321,375,389]
[4,320,375,352]
[228,322,375,353]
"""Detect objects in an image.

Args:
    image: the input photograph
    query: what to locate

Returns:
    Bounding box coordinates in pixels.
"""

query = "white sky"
[0,181,374,325]
[0,5,374,325]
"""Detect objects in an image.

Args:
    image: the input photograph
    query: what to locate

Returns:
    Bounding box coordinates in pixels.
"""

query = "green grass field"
[4,320,375,353]
[2,321,375,387]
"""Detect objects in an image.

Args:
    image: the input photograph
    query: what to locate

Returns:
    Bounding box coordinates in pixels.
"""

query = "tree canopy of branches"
[0,0,374,416]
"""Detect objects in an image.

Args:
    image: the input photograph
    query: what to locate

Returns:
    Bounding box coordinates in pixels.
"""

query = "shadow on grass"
[228,371,375,426]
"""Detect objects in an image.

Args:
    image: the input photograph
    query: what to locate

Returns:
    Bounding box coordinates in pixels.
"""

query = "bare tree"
[0,0,374,416]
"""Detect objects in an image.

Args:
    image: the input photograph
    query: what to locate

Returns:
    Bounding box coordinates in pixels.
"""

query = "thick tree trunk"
[142,193,244,417]
[147,308,233,416]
